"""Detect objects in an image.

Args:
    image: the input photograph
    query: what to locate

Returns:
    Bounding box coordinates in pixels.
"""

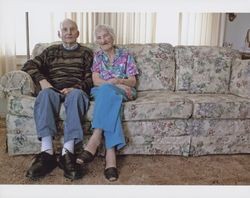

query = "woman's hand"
[107,76,136,87]
[116,84,133,99]
[107,78,121,84]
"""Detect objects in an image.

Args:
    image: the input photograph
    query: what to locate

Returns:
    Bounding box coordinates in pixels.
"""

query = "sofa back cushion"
[230,58,250,98]
[121,43,175,91]
[175,46,240,93]
[32,42,176,91]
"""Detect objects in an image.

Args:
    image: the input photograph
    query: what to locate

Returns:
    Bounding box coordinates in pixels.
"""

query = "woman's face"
[95,29,114,52]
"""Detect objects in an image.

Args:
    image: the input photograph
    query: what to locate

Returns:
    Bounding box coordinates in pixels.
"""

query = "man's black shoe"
[26,151,57,179]
[58,150,83,180]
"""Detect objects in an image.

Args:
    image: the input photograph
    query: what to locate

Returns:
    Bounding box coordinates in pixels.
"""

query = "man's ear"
[58,31,61,39]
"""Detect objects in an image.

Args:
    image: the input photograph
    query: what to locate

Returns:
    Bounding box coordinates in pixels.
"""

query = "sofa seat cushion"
[8,92,250,121]
[8,90,193,121]
[185,93,250,119]
[64,90,193,121]
[122,91,193,120]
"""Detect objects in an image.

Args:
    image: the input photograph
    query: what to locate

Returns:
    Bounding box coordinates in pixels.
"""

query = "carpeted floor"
[1,117,250,185]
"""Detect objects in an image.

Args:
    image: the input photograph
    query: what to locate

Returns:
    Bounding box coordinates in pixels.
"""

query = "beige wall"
[224,13,250,51]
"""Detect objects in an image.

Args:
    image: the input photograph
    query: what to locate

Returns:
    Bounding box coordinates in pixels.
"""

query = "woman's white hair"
[94,24,116,41]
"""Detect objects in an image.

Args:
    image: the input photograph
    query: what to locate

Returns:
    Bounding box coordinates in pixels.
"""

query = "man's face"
[59,20,79,44]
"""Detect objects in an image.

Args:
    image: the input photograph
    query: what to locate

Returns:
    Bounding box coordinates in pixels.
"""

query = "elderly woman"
[77,24,139,181]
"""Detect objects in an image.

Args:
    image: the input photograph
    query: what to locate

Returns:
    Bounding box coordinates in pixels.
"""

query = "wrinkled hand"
[107,78,121,85]
[39,80,74,95]
[60,88,74,95]
[116,84,132,99]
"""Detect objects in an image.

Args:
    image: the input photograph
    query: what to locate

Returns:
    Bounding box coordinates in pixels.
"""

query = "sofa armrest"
[230,58,250,99]
[0,70,35,97]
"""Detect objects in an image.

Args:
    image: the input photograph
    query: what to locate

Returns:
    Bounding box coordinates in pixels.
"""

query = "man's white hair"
[59,18,78,30]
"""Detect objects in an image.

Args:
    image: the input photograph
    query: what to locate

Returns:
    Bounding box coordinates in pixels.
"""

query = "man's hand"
[60,88,74,95]
[39,79,74,95]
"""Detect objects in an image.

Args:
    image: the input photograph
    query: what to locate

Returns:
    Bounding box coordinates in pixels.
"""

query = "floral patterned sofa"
[1,43,250,156]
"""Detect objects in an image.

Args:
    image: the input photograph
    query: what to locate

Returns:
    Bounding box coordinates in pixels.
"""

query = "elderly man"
[22,18,93,180]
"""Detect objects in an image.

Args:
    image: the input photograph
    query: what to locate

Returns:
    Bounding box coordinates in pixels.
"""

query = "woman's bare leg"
[105,148,116,169]
[85,128,102,155]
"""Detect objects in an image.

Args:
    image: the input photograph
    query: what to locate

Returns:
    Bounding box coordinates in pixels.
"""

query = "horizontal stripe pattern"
[22,44,93,95]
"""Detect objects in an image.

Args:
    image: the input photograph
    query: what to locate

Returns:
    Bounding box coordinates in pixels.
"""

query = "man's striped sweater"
[22,43,93,96]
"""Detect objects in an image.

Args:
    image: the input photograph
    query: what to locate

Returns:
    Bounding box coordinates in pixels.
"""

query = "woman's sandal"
[104,167,118,182]
[76,150,96,164]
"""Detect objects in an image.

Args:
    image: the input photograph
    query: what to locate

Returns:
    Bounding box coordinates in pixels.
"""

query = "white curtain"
[179,13,226,46]
[65,12,157,44]
[0,8,17,77]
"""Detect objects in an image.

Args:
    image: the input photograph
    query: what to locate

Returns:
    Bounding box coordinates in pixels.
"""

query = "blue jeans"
[34,88,89,143]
